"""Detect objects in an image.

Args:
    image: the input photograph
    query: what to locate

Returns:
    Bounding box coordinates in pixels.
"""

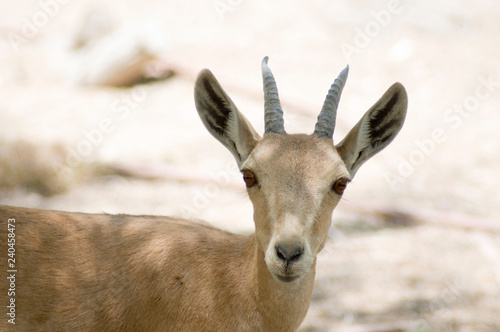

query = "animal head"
[194,57,407,283]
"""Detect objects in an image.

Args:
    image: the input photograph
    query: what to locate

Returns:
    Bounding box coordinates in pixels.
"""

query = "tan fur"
[1,205,307,331]
[0,65,407,331]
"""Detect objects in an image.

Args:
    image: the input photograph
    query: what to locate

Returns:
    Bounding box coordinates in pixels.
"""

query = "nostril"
[276,247,286,261]
[276,244,304,263]
[290,247,303,261]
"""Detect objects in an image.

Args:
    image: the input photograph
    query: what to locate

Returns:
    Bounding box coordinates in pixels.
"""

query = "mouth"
[274,273,301,283]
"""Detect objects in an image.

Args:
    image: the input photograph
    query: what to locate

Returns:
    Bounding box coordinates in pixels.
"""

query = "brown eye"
[242,170,257,188]
[332,178,349,195]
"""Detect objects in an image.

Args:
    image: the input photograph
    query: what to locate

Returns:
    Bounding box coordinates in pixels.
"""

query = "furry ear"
[194,69,260,167]
[336,83,408,178]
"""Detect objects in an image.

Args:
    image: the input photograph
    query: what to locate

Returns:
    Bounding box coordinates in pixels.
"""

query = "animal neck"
[246,234,316,331]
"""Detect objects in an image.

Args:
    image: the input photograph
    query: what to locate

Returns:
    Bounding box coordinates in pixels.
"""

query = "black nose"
[276,244,303,263]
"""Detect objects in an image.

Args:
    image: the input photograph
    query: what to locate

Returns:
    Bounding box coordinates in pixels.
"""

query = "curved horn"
[261,57,284,134]
[314,65,349,138]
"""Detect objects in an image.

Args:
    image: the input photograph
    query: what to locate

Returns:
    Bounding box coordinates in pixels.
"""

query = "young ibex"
[0,57,407,331]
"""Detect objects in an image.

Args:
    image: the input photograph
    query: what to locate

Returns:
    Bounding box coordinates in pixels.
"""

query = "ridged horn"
[314,65,349,138]
[261,57,284,134]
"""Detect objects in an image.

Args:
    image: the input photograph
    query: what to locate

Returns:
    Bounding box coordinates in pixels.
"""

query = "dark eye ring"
[332,178,349,195]
[241,170,258,188]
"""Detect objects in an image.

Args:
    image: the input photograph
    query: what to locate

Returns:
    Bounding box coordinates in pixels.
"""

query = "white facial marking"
[279,213,302,237]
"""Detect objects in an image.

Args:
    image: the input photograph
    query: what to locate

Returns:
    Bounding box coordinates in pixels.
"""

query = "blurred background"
[1,0,499,330]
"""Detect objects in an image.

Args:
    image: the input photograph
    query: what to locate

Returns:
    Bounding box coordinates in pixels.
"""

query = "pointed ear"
[336,83,408,178]
[195,69,261,167]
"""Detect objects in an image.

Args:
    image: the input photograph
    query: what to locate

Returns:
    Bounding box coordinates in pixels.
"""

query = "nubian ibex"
[0,57,407,331]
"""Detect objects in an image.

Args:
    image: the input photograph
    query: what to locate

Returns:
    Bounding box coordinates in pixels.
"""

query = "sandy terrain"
[1,0,499,330]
